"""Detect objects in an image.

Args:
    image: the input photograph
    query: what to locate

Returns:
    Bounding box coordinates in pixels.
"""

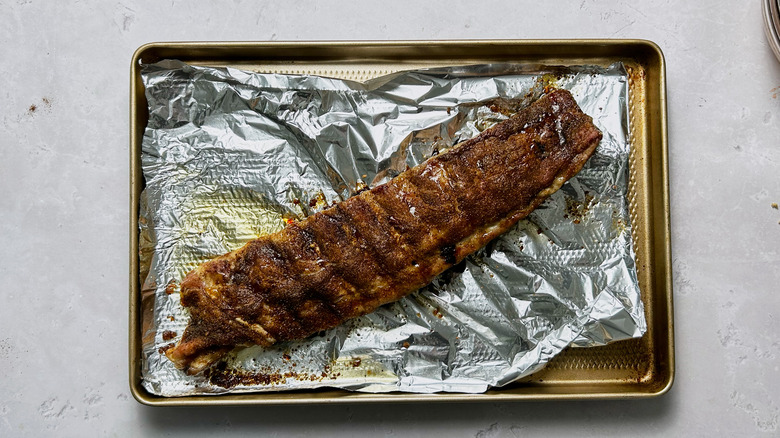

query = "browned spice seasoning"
[566,193,595,224]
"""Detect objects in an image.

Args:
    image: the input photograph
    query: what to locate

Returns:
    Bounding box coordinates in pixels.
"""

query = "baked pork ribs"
[166,89,603,374]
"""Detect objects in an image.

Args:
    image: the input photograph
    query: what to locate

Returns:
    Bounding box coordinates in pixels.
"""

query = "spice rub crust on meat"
[166,89,603,375]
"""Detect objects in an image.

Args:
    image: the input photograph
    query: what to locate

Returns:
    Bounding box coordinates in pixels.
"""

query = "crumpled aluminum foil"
[138,60,645,396]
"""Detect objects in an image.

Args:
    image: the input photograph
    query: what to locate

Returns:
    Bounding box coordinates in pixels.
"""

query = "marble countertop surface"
[1,0,778,436]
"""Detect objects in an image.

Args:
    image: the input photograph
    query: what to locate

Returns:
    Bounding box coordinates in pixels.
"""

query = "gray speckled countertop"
[1,1,779,436]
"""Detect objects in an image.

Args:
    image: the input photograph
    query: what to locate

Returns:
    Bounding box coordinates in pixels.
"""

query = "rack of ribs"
[165,89,603,375]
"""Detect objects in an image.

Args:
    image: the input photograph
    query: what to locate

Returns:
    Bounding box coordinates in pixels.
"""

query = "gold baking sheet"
[129,40,673,405]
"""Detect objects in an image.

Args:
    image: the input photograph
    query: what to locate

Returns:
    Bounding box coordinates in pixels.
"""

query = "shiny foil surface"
[139,60,645,396]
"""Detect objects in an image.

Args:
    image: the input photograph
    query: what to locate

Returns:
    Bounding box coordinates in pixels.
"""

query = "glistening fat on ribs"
[166,89,603,375]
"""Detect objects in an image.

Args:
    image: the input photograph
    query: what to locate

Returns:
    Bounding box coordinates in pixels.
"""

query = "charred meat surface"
[166,89,603,374]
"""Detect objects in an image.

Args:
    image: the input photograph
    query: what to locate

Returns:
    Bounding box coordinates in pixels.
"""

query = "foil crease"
[139,60,645,396]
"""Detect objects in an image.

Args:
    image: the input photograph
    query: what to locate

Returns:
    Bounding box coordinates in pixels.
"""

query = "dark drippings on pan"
[205,362,339,389]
